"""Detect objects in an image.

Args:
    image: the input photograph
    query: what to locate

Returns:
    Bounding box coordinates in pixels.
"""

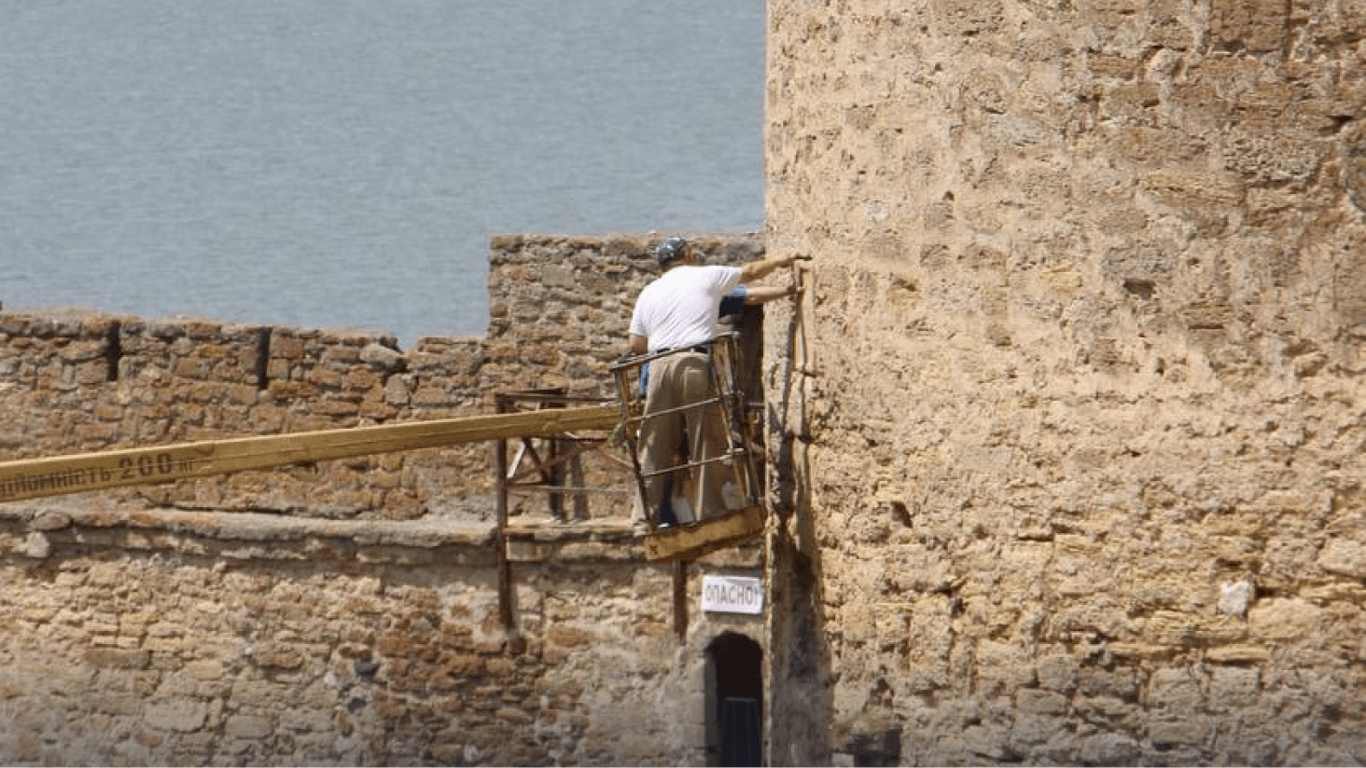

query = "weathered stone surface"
[766,0,1364,764]
[0,234,767,766]
[144,700,208,732]
[0,1,1361,764]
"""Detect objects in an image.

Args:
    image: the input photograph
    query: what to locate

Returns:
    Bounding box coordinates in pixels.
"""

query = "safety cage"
[610,331,767,562]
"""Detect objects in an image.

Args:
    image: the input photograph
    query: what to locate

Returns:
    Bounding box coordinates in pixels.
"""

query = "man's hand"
[740,252,812,282]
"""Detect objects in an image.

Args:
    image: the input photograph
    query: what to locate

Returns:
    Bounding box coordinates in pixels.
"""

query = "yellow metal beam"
[0,404,619,504]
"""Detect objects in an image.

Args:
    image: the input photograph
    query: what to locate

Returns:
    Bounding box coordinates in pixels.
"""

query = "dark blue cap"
[654,236,689,267]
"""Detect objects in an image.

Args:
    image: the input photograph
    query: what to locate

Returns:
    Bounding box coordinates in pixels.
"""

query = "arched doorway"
[705,632,763,767]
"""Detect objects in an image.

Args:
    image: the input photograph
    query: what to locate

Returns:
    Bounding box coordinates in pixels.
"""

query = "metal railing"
[609,333,762,529]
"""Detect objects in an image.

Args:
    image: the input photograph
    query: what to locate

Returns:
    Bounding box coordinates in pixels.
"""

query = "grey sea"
[0,1,765,348]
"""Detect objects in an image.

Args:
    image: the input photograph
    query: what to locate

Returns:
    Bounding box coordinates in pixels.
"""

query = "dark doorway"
[706,632,763,767]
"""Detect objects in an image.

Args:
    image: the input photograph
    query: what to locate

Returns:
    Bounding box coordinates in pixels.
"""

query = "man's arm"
[629,333,649,355]
[743,285,799,305]
[737,253,803,283]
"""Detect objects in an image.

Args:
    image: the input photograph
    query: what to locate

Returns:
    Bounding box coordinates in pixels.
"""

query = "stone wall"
[0,232,769,765]
[484,233,766,397]
[764,0,1363,765]
[0,232,762,520]
[0,313,488,520]
[0,507,763,766]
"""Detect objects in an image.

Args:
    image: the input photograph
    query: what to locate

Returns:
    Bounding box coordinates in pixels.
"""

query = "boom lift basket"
[610,332,766,562]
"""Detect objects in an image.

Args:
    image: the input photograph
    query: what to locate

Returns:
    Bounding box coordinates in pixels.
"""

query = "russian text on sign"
[701,575,763,615]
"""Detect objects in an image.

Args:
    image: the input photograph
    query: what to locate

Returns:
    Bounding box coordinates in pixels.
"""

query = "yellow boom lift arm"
[0,405,618,504]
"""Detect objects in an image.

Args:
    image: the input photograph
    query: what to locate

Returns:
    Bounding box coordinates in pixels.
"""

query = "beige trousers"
[638,352,731,524]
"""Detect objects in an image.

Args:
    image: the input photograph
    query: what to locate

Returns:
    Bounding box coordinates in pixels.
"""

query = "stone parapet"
[0,232,768,765]
[0,232,763,522]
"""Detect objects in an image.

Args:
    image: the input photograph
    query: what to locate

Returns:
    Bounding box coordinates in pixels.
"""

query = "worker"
[628,236,802,528]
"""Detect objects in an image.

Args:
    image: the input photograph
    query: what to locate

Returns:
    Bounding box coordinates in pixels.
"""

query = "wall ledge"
[0,501,687,565]
[0,501,493,548]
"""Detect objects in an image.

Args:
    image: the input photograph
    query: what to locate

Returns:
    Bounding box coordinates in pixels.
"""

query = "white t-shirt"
[630,265,742,351]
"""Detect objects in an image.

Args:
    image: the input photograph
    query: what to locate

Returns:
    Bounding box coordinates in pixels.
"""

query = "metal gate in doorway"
[706,632,763,767]
[719,696,762,766]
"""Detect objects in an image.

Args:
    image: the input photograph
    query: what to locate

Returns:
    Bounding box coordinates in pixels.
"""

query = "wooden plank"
[0,405,618,504]
[494,430,514,631]
[643,506,766,563]
[673,561,688,639]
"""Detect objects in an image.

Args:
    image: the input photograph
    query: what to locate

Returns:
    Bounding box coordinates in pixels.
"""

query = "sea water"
[0,0,765,347]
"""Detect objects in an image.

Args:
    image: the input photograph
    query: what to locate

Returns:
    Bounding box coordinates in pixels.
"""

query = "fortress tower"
[0,2,1360,765]
[763,0,1363,763]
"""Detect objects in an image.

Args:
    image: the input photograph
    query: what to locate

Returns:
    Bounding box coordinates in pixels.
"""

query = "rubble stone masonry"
[764,0,1363,765]
[1,0,1362,763]
[0,234,766,765]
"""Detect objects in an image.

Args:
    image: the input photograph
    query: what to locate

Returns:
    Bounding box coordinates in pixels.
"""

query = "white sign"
[702,575,764,615]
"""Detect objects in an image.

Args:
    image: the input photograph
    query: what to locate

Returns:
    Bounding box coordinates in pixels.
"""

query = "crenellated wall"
[6,1,1362,763]
[0,232,769,766]
[764,0,1364,765]
[1,233,762,519]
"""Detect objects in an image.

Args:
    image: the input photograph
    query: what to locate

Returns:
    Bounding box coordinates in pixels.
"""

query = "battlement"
[0,233,763,520]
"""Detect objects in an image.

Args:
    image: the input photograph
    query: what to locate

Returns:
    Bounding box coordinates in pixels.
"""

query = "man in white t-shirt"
[628,236,801,527]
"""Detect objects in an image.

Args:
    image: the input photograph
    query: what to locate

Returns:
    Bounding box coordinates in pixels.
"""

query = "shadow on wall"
[763,261,835,765]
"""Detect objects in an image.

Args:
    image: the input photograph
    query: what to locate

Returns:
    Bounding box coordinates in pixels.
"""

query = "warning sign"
[701,575,763,615]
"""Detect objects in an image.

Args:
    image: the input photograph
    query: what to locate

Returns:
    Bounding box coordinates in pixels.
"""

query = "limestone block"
[143,699,207,733]
[1009,712,1068,753]
[84,648,151,670]
[1210,0,1289,52]
[1036,654,1078,693]
[975,639,1036,689]
[1145,610,1248,646]
[6,733,40,763]
[1217,580,1253,618]
[224,710,271,737]
[1078,732,1141,765]
[1147,716,1210,749]
[1204,644,1270,663]
[1142,171,1245,209]
[89,694,144,718]
[1015,688,1068,716]
[1287,743,1365,768]
[960,723,1011,761]
[929,0,1005,37]
[21,532,50,559]
[1207,666,1260,709]
[1247,597,1321,641]
[1317,538,1365,578]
